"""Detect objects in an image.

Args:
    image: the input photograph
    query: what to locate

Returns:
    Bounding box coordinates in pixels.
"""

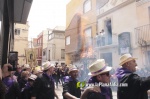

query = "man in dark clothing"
[0,79,5,99]
[21,74,37,99]
[62,64,81,99]
[31,61,59,99]
[0,68,5,99]
[14,65,22,81]
[81,59,113,99]
[116,53,150,99]
[2,64,21,99]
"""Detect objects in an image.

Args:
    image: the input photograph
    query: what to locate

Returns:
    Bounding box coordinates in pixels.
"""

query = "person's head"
[119,53,137,72]
[28,74,37,86]
[16,65,22,72]
[23,64,31,73]
[43,61,55,75]
[21,71,30,80]
[88,59,112,83]
[68,64,78,79]
[33,66,43,76]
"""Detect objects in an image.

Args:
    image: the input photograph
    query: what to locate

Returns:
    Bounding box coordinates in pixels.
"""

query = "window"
[85,28,92,37]
[43,50,46,56]
[15,29,20,35]
[55,33,64,38]
[85,27,92,46]
[66,36,70,45]
[83,0,91,13]
[61,49,65,59]
[48,33,54,40]
[49,34,52,40]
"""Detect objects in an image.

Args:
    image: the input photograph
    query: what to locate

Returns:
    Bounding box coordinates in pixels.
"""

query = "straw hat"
[28,74,37,81]
[33,66,43,75]
[88,59,112,76]
[68,64,78,74]
[119,53,137,66]
[42,61,54,71]
[23,64,31,70]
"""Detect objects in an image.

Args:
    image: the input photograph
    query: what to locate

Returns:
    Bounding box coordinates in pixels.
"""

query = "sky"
[27,0,71,40]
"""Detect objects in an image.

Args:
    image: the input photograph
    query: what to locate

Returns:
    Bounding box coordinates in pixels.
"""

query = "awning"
[0,0,33,24]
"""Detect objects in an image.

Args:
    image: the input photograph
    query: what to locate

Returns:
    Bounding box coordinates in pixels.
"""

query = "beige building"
[14,22,29,65]
[66,0,97,65]
[42,29,51,63]
[46,26,65,65]
[96,0,150,69]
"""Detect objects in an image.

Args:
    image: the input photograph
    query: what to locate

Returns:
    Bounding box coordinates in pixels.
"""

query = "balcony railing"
[135,24,150,46]
[93,35,115,49]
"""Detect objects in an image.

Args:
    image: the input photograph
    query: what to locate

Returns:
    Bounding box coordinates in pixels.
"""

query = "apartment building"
[66,0,97,65]
[47,26,65,65]
[42,28,51,63]
[33,32,43,65]
[14,22,29,65]
[96,0,150,68]
[66,0,150,69]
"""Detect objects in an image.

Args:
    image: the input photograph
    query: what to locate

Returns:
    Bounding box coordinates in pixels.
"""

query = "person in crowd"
[31,61,59,99]
[116,53,150,99]
[18,71,30,91]
[23,64,31,73]
[62,64,81,99]
[81,59,113,99]
[54,65,61,88]
[14,65,22,81]
[2,64,21,99]
[59,66,64,85]
[33,66,43,77]
[0,66,5,99]
[21,74,37,99]
[64,65,69,76]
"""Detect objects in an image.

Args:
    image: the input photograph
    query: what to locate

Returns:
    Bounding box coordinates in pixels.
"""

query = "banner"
[25,48,37,67]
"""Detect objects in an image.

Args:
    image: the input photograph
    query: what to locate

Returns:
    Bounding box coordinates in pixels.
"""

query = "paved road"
[55,84,117,99]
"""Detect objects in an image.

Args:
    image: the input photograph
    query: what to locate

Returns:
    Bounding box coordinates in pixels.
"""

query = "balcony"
[135,24,150,46]
[93,35,118,50]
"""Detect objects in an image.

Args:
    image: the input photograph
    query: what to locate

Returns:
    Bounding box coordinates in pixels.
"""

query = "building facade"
[47,26,65,65]
[96,0,150,69]
[33,32,43,66]
[42,29,50,63]
[66,0,97,66]
[66,0,150,69]
[14,23,29,65]
[0,0,33,67]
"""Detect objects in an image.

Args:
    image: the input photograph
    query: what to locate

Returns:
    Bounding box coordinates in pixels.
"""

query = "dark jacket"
[18,78,27,90]
[116,68,150,99]
[21,83,34,99]
[62,76,81,99]
[0,79,5,99]
[32,73,55,99]
[87,87,113,99]
[2,76,21,99]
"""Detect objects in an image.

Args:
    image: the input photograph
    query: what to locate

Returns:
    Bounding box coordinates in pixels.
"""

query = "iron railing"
[135,24,150,46]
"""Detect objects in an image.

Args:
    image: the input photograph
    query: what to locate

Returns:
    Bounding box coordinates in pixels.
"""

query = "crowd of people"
[0,53,150,99]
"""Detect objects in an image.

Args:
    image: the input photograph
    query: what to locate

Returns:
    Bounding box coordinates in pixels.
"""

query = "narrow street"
[55,84,63,99]
[55,84,117,99]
